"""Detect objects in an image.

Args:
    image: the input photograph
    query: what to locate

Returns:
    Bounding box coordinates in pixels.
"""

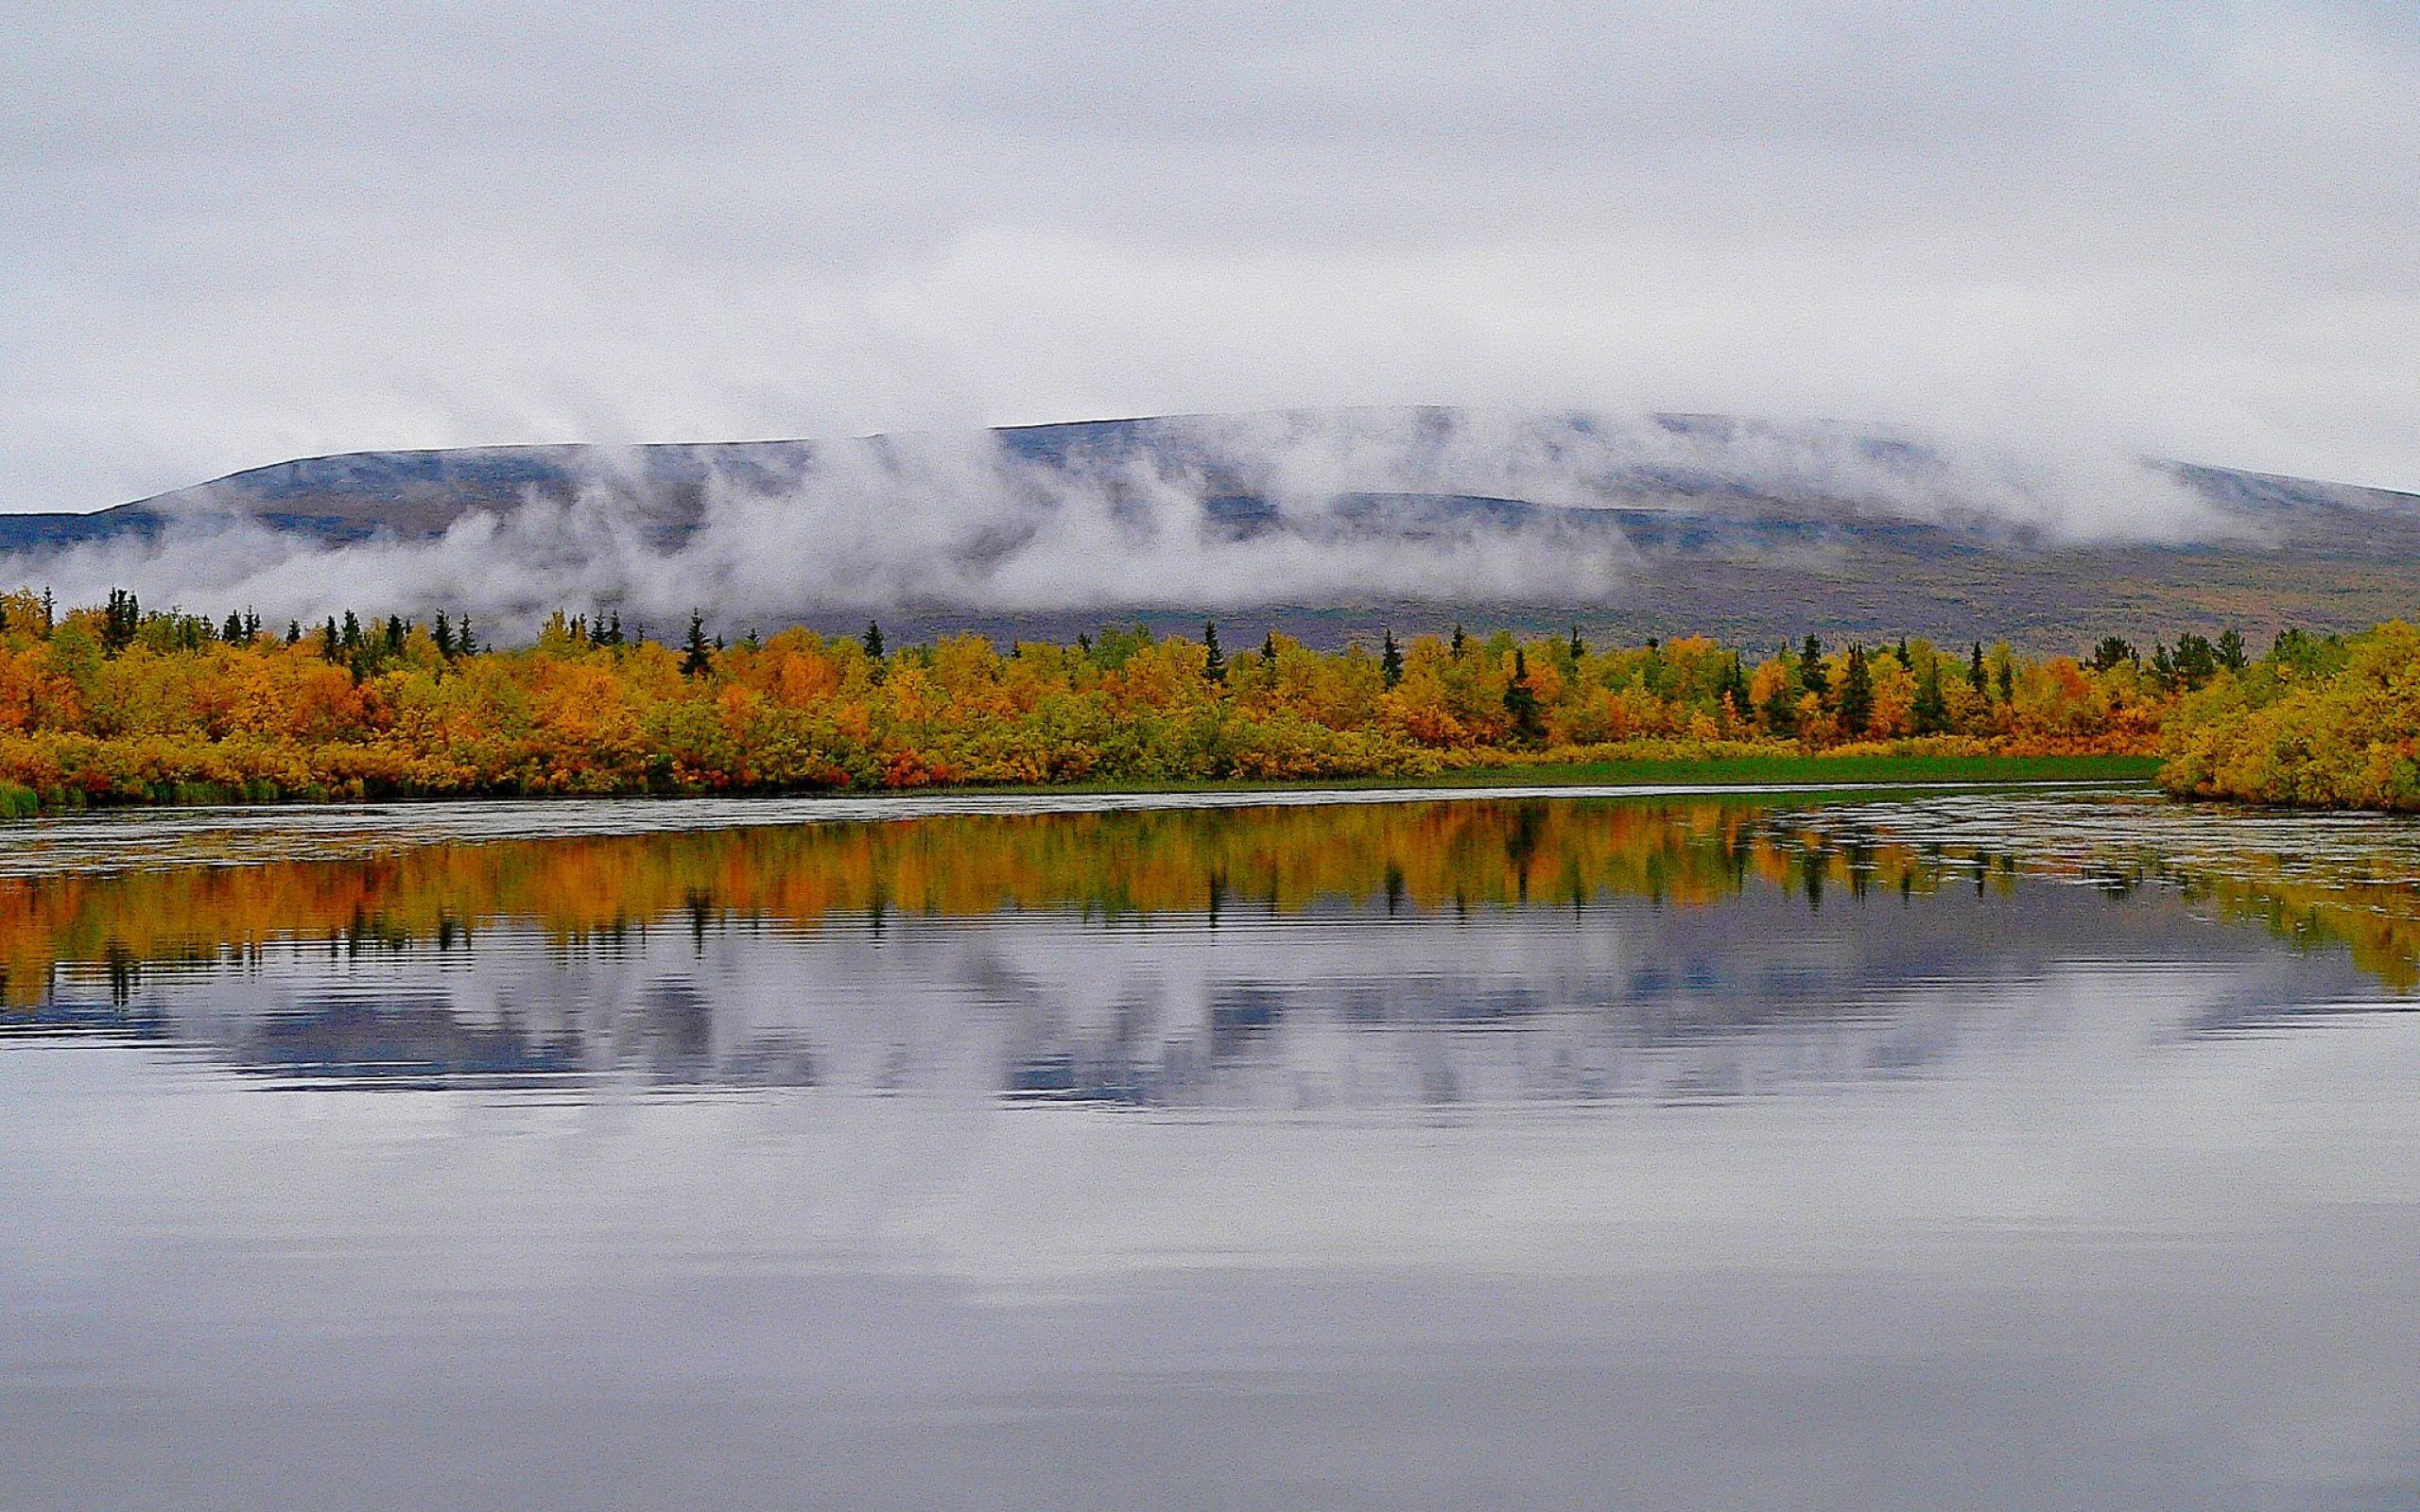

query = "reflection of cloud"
[34,874,2380,1104]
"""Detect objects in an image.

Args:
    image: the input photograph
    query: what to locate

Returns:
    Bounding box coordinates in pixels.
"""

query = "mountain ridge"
[5,409,2416,647]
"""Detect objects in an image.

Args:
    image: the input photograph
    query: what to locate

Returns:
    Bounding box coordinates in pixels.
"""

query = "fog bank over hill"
[2,408,2413,648]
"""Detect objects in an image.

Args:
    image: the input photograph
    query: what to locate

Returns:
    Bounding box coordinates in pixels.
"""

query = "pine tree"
[1721,655,1751,721]
[1450,624,1467,660]
[434,612,456,659]
[1913,660,1948,733]
[1568,626,1585,662]
[1799,634,1828,695]
[1838,644,1874,734]
[102,589,140,652]
[320,618,340,661]
[458,618,477,657]
[1503,647,1544,745]
[2217,627,2248,672]
[1996,655,2014,703]
[1261,630,1277,662]
[286,621,302,646]
[1969,641,1986,694]
[385,615,406,655]
[862,620,885,661]
[1893,636,1911,667]
[340,611,362,652]
[1202,620,1225,683]
[222,611,244,644]
[1380,628,1404,689]
[682,610,714,678]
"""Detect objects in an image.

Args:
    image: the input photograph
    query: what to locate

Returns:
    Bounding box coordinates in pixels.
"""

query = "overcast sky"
[5,1,2416,514]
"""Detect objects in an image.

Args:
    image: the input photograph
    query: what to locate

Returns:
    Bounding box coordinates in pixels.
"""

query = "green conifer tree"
[1838,644,1874,734]
[1912,660,1948,733]
[1503,647,1544,745]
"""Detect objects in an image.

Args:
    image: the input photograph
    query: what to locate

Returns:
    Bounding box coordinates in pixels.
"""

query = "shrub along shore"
[0,588,2221,812]
[2159,620,2420,810]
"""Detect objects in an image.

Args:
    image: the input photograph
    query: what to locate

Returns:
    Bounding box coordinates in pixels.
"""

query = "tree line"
[0,586,2233,807]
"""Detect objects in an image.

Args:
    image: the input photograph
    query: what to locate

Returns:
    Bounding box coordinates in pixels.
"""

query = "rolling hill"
[4,409,2414,649]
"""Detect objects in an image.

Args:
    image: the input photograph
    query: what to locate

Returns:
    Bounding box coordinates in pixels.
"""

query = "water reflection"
[4,794,2408,1096]
[8,792,2420,1510]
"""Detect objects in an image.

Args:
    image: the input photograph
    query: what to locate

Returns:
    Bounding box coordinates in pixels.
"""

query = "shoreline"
[0,752,2163,819]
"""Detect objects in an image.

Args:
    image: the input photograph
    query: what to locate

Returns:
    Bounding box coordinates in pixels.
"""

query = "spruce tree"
[1450,624,1467,660]
[1202,620,1225,683]
[1568,626,1585,662]
[1799,634,1828,695]
[458,618,477,656]
[1913,660,1948,733]
[1503,647,1544,744]
[434,612,456,659]
[682,610,714,678]
[1996,655,2014,703]
[1838,644,1874,734]
[1380,628,1404,689]
[1968,641,1987,693]
[2217,627,2248,672]
[222,611,244,644]
[862,620,885,661]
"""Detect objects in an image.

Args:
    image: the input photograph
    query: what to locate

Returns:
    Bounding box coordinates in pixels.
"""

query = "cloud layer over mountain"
[7,2,2418,519]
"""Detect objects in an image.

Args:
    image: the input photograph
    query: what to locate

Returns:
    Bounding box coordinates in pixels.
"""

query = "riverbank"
[947,750,2161,797]
[0,749,2159,818]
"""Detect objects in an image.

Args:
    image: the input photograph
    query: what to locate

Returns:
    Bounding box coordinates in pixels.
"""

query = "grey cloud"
[3,2,2417,517]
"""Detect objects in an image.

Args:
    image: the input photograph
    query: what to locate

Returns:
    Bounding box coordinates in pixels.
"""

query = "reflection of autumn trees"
[0,802,1924,1003]
[0,591,2168,805]
[7,796,2415,1005]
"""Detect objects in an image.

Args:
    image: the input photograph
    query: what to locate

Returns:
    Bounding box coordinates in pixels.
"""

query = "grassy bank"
[1443,751,2161,789]
[934,750,2161,798]
[0,751,2159,816]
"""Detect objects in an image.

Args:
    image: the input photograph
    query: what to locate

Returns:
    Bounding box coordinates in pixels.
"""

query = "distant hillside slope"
[5,409,2415,647]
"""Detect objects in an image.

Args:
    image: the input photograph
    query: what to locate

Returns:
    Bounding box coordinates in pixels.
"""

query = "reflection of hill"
[21,862,2384,1103]
[6,795,2411,1098]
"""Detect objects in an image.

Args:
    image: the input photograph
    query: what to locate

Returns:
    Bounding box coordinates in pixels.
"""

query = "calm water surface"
[4,787,2418,1509]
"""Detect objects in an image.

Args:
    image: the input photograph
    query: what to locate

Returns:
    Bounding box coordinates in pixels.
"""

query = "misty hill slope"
[6,409,2416,647]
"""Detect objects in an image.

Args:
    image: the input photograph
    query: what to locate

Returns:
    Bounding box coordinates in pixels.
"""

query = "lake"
[5,786,2418,1509]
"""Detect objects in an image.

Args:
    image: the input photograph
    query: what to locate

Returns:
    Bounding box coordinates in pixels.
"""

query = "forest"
[2159,619,2420,810]
[0,587,2230,809]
